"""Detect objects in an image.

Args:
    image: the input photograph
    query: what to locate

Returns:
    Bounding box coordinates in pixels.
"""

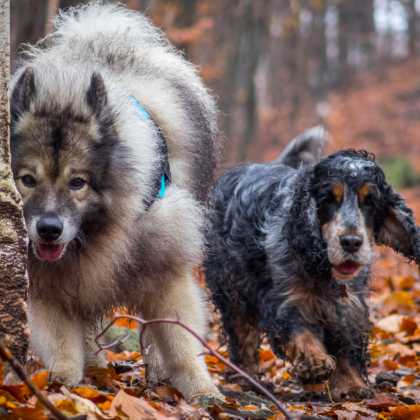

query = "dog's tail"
[275,125,330,168]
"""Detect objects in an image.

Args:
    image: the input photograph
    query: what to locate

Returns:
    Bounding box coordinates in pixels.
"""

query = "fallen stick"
[0,342,69,420]
[96,314,294,420]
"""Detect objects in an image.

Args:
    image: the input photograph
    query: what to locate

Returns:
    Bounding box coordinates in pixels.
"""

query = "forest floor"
[1,187,420,420]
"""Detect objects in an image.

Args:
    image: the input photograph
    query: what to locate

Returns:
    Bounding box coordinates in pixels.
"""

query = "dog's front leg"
[83,320,107,368]
[141,274,223,402]
[279,311,335,385]
[329,356,374,400]
[28,297,84,385]
[285,328,335,383]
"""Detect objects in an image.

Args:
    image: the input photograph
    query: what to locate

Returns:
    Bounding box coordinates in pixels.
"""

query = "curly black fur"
[204,149,420,391]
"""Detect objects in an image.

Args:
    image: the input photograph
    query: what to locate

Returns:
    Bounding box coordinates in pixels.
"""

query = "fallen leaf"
[110,390,163,420]
[384,359,399,370]
[386,342,415,358]
[9,407,48,420]
[400,318,417,335]
[260,349,275,362]
[154,386,183,400]
[367,395,399,411]
[244,405,259,410]
[398,355,415,366]
[382,291,414,314]
[55,399,78,416]
[377,314,405,333]
[30,371,49,391]
[335,409,361,420]
[302,383,325,393]
[61,386,104,416]
[225,383,242,391]
[84,366,120,388]
[402,374,416,385]
[392,405,420,420]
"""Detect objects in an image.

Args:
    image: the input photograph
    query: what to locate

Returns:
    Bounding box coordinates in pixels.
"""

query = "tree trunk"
[0,0,30,370]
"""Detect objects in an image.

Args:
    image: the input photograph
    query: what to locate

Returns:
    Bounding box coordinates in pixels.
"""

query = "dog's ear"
[11,67,36,119]
[86,73,107,115]
[283,166,330,279]
[375,183,420,264]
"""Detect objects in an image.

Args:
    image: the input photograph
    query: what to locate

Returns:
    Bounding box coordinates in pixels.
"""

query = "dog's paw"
[48,365,83,386]
[331,386,375,401]
[293,353,335,384]
[190,389,225,402]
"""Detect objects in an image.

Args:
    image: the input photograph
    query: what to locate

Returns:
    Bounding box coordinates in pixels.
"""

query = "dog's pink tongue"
[37,244,63,261]
[336,260,359,274]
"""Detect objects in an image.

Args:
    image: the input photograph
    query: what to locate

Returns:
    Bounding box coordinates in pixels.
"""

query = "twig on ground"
[0,342,69,420]
[96,315,294,420]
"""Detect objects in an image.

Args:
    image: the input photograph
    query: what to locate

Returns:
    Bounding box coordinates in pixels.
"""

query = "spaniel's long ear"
[375,183,420,265]
[283,166,330,279]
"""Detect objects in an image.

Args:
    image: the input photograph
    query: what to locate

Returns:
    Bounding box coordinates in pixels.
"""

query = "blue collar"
[126,93,171,206]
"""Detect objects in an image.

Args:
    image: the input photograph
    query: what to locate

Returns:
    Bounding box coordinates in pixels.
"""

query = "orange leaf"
[99,400,112,411]
[367,395,399,411]
[402,374,416,385]
[9,407,48,420]
[55,399,78,415]
[154,386,183,400]
[260,349,275,362]
[110,390,160,420]
[0,385,30,403]
[30,371,49,391]
[398,355,415,366]
[302,384,325,393]
[84,366,120,388]
[72,387,101,399]
[392,405,420,420]
[382,291,414,314]
[384,359,399,370]
[114,317,137,329]
[244,405,259,410]
[401,318,417,335]
[399,277,415,290]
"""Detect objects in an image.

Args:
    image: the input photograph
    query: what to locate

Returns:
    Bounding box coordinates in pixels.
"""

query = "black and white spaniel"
[204,129,420,400]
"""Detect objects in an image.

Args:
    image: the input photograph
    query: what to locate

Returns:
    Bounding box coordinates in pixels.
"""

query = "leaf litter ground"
[3,187,420,420]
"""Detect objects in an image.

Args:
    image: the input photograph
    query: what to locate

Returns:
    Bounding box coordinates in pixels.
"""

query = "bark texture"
[0,0,30,369]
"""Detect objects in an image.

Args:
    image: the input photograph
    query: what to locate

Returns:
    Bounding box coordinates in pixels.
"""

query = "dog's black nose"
[339,234,363,253]
[37,218,63,241]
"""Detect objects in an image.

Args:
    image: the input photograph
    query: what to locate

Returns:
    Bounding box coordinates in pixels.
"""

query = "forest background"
[11,0,420,185]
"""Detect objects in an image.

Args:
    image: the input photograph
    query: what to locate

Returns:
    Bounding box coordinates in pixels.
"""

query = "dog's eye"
[69,178,86,190]
[364,196,373,207]
[21,175,36,188]
[323,195,335,205]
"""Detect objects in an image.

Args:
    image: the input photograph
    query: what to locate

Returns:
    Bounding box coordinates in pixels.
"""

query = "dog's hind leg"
[222,309,262,383]
[141,274,223,401]
[28,297,84,385]
[140,325,169,384]
[83,320,107,368]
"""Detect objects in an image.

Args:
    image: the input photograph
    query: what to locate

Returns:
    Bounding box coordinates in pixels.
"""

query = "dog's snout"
[339,234,363,253]
[37,218,63,241]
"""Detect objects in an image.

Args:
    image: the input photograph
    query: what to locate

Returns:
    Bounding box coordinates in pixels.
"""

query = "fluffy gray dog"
[9,1,222,401]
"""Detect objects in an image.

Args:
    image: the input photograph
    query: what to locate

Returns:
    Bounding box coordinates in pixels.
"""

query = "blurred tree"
[0,0,30,370]
[8,0,420,168]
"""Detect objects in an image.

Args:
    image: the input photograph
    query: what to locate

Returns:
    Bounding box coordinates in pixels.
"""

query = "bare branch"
[0,341,69,420]
[96,315,294,420]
